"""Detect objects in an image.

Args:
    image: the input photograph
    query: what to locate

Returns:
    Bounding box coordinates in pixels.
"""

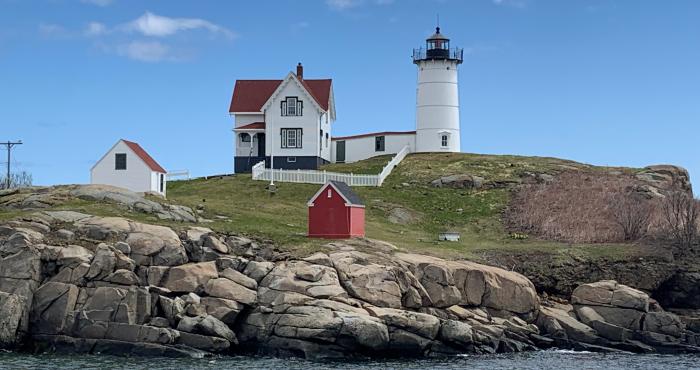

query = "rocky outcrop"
[0,185,196,222]
[537,280,700,354]
[634,165,692,197]
[656,272,700,309]
[0,211,547,359]
[2,210,700,358]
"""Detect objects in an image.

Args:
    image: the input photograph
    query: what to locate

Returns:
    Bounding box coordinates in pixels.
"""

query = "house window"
[375,136,385,152]
[320,130,323,149]
[240,133,251,144]
[281,128,303,148]
[325,133,329,147]
[115,153,127,170]
[281,97,303,116]
[441,134,449,147]
[159,174,164,193]
[287,157,297,163]
[327,189,332,198]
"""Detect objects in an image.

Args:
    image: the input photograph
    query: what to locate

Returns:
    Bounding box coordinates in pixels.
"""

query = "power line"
[0,141,23,189]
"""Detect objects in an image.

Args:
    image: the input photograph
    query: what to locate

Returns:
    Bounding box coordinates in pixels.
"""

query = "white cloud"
[326,0,391,10]
[81,0,113,6]
[121,11,234,38]
[291,21,310,31]
[38,23,69,38]
[326,0,362,10]
[115,40,172,62]
[84,22,107,36]
[492,0,527,8]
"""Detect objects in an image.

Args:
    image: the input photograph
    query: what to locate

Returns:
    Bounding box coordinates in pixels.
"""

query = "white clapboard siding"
[251,145,410,187]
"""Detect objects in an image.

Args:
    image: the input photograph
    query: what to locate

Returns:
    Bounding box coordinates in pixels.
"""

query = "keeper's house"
[229,63,335,173]
[90,139,167,197]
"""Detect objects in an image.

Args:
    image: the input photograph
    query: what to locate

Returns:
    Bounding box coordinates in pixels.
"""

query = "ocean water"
[1,351,699,370]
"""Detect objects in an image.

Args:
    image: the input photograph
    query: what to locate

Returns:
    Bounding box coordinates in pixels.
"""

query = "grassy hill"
[166,152,649,261]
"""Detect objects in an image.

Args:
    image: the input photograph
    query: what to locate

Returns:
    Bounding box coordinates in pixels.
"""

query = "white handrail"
[249,145,410,187]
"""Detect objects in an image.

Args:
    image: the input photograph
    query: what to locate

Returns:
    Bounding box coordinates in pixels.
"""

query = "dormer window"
[281,97,303,116]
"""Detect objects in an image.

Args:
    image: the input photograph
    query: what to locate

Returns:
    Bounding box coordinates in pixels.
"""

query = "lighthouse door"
[336,141,345,163]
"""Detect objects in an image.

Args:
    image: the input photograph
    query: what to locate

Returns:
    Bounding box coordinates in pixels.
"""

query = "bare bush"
[0,171,33,190]
[659,191,700,251]
[505,171,657,244]
[610,193,655,241]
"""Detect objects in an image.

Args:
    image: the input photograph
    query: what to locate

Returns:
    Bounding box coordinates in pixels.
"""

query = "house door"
[257,133,266,157]
[336,141,345,163]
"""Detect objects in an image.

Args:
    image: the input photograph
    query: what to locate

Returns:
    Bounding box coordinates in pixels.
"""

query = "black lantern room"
[413,27,463,64]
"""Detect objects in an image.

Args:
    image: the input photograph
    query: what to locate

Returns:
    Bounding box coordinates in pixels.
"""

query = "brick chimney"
[296,62,303,80]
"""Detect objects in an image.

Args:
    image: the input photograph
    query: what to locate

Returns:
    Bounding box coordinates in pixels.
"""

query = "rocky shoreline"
[0,208,699,360]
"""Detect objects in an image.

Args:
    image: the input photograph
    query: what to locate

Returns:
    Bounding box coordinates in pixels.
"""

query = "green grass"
[164,152,647,261]
[0,152,650,262]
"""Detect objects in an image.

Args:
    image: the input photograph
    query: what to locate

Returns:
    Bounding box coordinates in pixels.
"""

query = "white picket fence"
[251,145,410,187]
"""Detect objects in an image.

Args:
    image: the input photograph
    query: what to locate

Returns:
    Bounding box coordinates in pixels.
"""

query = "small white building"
[90,139,167,197]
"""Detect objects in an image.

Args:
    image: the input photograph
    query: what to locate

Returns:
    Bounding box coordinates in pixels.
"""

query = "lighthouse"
[413,27,463,153]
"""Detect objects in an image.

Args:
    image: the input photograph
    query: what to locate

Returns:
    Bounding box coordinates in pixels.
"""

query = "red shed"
[308,181,365,239]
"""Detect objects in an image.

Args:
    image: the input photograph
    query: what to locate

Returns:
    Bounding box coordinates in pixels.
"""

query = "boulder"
[538,307,599,344]
[242,260,274,282]
[431,174,484,189]
[202,235,229,254]
[57,245,93,268]
[0,292,27,348]
[85,244,116,281]
[104,269,140,286]
[161,262,218,293]
[30,282,79,334]
[204,278,257,305]
[259,261,346,305]
[177,315,236,344]
[365,307,440,339]
[332,252,404,308]
[220,268,258,290]
[572,280,649,312]
[643,312,684,337]
[439,320,474,347]
[201,297,244,325]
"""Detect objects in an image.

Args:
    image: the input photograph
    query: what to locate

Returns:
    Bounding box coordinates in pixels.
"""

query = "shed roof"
[308,181,364,207]
[122,140,166,173]
[329,181,364,206]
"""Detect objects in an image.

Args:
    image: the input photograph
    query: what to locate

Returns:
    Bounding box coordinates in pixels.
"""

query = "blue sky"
[1,0,699,190]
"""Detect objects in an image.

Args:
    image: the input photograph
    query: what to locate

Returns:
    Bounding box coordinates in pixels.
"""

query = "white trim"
[231,111,263,115]
[307,181,353,206]
[260,72,326,114]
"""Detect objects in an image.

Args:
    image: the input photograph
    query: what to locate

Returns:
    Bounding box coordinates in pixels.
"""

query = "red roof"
[332,131,416,141]
[235,122,265,130]
[122,140,166,173]
[229,77,332,113]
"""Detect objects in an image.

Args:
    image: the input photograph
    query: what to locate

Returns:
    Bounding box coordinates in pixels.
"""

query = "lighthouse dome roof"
[427,27,449,41]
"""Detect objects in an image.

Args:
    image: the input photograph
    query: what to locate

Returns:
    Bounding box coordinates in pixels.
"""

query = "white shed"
[90,139,167,197]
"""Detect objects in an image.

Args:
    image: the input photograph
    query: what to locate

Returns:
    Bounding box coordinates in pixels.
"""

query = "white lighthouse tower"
[413,27,463,153]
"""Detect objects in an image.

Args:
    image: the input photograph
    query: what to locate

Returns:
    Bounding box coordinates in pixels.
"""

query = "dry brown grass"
[505,171,659,244]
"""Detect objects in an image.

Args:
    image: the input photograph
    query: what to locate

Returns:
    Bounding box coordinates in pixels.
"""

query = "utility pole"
[1,140,22,189]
